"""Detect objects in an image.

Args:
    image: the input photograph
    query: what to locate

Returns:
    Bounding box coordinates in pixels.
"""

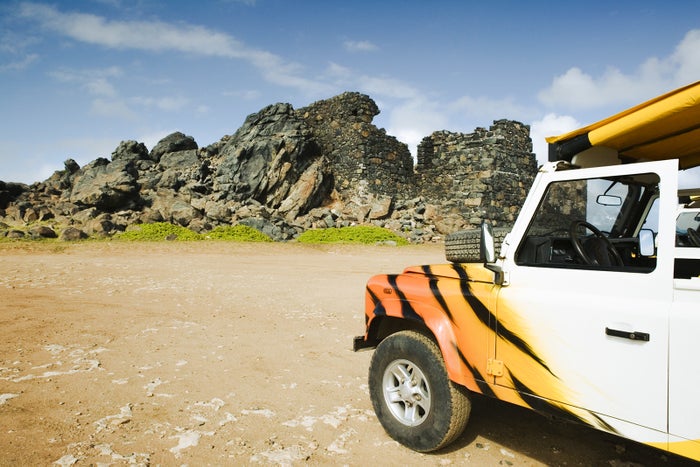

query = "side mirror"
[639,229,655,257]
[480,221,496,263]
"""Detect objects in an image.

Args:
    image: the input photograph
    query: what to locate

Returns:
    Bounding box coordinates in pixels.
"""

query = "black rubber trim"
[548,133,592,162]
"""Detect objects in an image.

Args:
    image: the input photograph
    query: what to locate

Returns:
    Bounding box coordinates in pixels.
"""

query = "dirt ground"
[0,241,695,466]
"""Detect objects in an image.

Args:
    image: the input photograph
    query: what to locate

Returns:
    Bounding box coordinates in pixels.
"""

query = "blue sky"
[1,0,700,187]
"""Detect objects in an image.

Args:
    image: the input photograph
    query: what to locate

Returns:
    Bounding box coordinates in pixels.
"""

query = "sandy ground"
[0,241,695,466]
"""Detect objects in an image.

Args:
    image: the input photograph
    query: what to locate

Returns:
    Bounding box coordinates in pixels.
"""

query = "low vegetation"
[296,226,408,245]
[204,225,273,242]
[1,223,408,245]
[117,222,203,241]
[116,223,273,242]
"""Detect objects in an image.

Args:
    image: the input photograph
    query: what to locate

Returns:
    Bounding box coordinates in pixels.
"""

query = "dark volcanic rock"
[0,181,29,209]
[213,102,332,219]
[60,226,88,241]
[68,158,140,211]
[0,92,537,242]
[29,225,57,239]
[150,132,198,162]
[112,140,149,163]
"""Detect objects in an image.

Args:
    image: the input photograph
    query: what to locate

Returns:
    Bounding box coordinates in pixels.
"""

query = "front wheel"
[368,330,471,452]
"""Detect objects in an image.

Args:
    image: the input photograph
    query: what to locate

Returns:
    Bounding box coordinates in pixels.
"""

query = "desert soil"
[0,241,695,466]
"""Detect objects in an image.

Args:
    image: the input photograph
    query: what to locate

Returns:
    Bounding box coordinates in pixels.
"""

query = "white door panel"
[498,265,669,432]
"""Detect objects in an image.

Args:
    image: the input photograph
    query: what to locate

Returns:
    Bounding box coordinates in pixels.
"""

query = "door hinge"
[487,358,504,377]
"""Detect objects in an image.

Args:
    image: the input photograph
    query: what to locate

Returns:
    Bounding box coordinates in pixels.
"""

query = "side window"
[515,173,659,272]
[676,210,700,247]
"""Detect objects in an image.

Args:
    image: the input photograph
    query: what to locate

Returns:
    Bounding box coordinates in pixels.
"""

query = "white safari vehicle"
[354,81,700,461]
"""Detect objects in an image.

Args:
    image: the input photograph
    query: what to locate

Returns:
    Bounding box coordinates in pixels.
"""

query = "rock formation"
[0,92,537,242]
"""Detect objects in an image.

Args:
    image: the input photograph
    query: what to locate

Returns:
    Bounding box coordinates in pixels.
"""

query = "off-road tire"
[444,228,509,263]
[368,330,471,452]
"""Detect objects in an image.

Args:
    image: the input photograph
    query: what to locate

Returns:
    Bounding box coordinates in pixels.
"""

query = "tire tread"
[368,330,471,452]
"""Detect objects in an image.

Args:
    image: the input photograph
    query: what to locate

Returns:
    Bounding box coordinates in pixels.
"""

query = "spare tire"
[445,228,509,263]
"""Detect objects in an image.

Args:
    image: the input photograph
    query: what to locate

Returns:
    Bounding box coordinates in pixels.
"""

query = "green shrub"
[116,222,202,241]
[205,225,272,242]
[114,223,273,242]
[296,226,408,245]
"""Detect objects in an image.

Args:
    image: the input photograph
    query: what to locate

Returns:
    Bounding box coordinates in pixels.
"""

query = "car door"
[493,160,677,439]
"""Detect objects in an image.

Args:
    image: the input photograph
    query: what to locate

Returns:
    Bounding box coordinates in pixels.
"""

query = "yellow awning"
[546,81,700,169]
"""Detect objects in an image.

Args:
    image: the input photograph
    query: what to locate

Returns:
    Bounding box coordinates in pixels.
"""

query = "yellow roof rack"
[547,81,700,169]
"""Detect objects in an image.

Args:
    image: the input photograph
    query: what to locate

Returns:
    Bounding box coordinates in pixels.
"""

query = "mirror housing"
[480,221,496,263]
[639,229,655,257]
[480,221,508,285]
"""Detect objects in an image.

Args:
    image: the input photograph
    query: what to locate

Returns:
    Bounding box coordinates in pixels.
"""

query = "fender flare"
[367,299,483,393]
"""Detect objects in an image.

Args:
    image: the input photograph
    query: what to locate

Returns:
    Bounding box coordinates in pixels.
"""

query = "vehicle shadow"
[441,394,697,466]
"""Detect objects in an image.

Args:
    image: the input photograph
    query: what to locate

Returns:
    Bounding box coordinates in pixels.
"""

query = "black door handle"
[605,327,650,341]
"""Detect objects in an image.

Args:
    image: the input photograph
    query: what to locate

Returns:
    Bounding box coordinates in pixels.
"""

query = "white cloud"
[0,53,39,72]
[326,61,352,77]
[538,29,700,112]
[670,29,700,86]
[357,74,420,100]
[131,95,190,112]
[537,66,661,110]
[18,2,240,56]
[679,167,700,190]
[386,98,448,157]
[529,113,580,166]
[49,66,123,95]
[223,89,261,100]
[18,2,330,96]
[91,98,136,119]
[86,77,117,97]
[449,94,531,123]
[343,40,378,52]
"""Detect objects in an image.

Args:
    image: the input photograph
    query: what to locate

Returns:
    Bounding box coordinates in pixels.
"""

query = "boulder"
[0,181,28,209]
[60,226,88,241]
[29,225,57,239]
[150,132,198,162]
[112,140,149,163]
[68,158,140,210]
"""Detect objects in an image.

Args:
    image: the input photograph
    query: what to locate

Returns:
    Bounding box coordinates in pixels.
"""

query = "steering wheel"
[688,227,700,247]
[569,220,623,266]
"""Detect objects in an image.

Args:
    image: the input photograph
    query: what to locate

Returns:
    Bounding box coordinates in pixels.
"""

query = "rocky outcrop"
[212,103,332,220]
[0,92,537,242]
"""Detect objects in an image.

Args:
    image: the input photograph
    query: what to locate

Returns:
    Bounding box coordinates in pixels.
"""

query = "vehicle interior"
[515,172,659,273]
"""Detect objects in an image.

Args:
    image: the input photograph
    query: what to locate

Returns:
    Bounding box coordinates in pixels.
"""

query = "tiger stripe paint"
[362,262,609,432]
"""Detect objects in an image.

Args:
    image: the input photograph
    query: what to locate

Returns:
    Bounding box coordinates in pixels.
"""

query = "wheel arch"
[366,308,479,393]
